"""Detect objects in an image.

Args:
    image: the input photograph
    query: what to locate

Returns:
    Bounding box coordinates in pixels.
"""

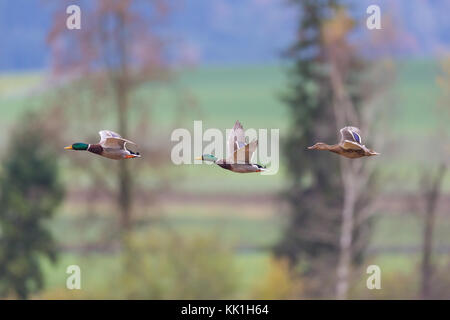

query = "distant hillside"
[0,0,449,71]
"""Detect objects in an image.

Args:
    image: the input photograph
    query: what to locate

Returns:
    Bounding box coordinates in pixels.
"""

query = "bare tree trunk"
[336,165,356,299]
[335,159,359,299]
[329,60,375,300]
[321,10,390,299]
[420,164,446,299]
[115,12,132,232]
[117,84,131,231]
[329,60,359,300]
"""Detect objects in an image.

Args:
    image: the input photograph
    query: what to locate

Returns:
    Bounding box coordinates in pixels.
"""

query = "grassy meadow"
[0,59,449,298]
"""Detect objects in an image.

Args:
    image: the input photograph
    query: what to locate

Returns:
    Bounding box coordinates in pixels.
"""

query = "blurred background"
[0,0,450,299]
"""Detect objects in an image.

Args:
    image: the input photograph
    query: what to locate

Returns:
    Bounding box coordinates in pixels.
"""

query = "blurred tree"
[419,164,446,299]
[419,56,450,299]
[47,0,173,234]
[0,112,64,299]
[322,7,389,300]
[275,0,388,298]
[274,0,343,298]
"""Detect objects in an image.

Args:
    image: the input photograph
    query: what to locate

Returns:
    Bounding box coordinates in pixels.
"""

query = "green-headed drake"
[65,130,141,160]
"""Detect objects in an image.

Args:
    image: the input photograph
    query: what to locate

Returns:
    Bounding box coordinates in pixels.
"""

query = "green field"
[1,60,449,299]
[1,60,446,193]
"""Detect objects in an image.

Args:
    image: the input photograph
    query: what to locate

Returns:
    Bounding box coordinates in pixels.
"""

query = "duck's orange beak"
[125,155,139,159]
[64,146,73,150]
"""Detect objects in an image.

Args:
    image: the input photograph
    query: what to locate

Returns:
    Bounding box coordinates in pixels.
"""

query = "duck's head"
[195,154,217,162]
[64,143,89,151]
[307,142,329,150]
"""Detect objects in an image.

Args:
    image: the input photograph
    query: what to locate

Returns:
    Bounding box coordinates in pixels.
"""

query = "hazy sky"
[0,0,449,71]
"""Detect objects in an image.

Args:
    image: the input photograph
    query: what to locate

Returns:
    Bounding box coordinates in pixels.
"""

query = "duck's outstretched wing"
[98,130,137,149]
[99,130,123,141]
[231,139,258,164]
[342,140,364,151]
[340,126,362,144]
[227,121,246,158]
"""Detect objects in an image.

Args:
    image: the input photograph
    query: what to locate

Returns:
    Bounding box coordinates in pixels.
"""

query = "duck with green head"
[195,121,266,173]
[65,130,141,160]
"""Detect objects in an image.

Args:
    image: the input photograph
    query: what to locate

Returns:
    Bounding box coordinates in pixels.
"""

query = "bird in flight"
[307,126,379,159]
[64,130,141,160]
[196,120,266,173]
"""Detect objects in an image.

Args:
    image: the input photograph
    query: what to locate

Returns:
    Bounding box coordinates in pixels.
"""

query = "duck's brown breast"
[88,144,104,155]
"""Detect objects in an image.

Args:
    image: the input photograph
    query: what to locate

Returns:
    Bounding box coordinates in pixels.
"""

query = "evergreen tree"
[274,0,376,297]
[0,113,64,299]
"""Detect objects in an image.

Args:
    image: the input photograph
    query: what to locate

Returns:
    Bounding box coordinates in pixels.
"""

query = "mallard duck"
[307,126,379,159]
[195,121,266,173]
[64,130,141,160]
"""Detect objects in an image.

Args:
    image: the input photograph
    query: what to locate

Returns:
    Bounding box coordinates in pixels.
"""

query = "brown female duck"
[308,126,379,159]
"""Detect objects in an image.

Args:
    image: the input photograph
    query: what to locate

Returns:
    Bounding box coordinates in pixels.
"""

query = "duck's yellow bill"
[64,146,73,150]
[195,156,202,160]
